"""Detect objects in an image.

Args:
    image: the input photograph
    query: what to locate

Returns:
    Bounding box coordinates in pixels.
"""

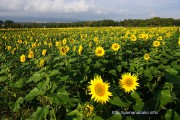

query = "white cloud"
[0,0,96,13]
[0,0,180,21]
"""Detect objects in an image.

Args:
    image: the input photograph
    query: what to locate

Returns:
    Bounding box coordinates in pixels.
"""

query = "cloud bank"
[0,0,180,22]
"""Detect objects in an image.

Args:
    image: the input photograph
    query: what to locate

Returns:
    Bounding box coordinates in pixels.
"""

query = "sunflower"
[6,46,11,51]
[83,103,94,117]
[39,59,45,67]
[119,73,139,93]
[88,76,112,104]
[20,54,26,63]
[131,34,137,41]
[111,43,120,51]
[144,53,150,61]
[157,36,162,41]
[143,34,149,40]
[153,40,160,47]
[65,45,70,53]
[95,46,105,57]
[28,50,34,58]
[59,46,67,55]
[178,37,180,45]
[78,45,83,55]
[42,49,47,56]
[62,38,66,45]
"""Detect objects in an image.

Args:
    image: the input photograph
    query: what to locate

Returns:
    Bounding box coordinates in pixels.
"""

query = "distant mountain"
[0,16,82,23]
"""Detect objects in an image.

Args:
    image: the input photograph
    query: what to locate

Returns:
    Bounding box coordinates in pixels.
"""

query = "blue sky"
[0,0,180,22]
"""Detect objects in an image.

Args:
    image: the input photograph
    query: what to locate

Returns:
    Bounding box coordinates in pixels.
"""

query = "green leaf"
[160,89,172,107]
[121,61,128,67]
[107,114,122,120]
[48,70,60,77]
[126,50,132,54]
[108,70,117,76]
[25,87,45,102]
[0,76,7,82]
[87,58,92,64]
[14,78,24,88]
[69,58,77,63]
[93,116,104,120]
[165,109,180,120]
[57,87,69,104]
[116,65,122,72]
[166,75,180,84]
[165,68,178,76]
[109,96,129,107]
[42,105,50,119]
[60,75,69,82]
[131,92,140,100]
[11,97,24,112]
[27,107,43,120]
[174,52,180,57]
[26,72,46,83]
[93,61,102,68]
[131,92,144,111]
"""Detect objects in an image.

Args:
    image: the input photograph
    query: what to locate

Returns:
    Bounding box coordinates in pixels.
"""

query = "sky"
[0,0,180,22]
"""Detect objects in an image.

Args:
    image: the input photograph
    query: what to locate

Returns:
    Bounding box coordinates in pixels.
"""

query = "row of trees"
[1,17,180,28]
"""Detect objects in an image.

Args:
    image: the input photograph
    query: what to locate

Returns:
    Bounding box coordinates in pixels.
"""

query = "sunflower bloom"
[157,36,162,41]
[143,34,149,40]
[153,40,160,47]
[6,46,11,51]
[88,76,112,104]
[20,54,26,63]
[131,34,137,41]
[28,50,34,58]
[144,53,150,61]
[95,46,105,57]
[42,49,47,56]
[59,46,67,55]
[178,37,180,45]
[62,38,66,45]
[119,73,139,93]
[39,59,45,67]
[111,43,120,51]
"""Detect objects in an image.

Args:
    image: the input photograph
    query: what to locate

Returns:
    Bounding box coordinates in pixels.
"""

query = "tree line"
[1,17,180,28]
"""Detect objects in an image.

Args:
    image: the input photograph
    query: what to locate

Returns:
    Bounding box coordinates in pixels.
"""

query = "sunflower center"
[62,48,66,53]
[97,50,102,54]
[94,83,105,96]
[145,54,149,58]
[125,78,133,87]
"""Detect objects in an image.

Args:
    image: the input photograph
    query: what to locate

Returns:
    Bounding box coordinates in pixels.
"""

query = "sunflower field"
[0,27,180,120]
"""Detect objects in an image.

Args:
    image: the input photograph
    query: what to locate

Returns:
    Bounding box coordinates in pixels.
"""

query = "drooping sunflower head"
[88,76,112,104]
[95,46,105,57]
[111,43,120,51]
[144,53,150,61]
[153,40,160,47]
[83,103,94,117]
[119,73,139,93]
[78,45,83,55]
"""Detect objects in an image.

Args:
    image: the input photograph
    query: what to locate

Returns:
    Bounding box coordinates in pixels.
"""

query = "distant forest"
[1,17,180,28]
